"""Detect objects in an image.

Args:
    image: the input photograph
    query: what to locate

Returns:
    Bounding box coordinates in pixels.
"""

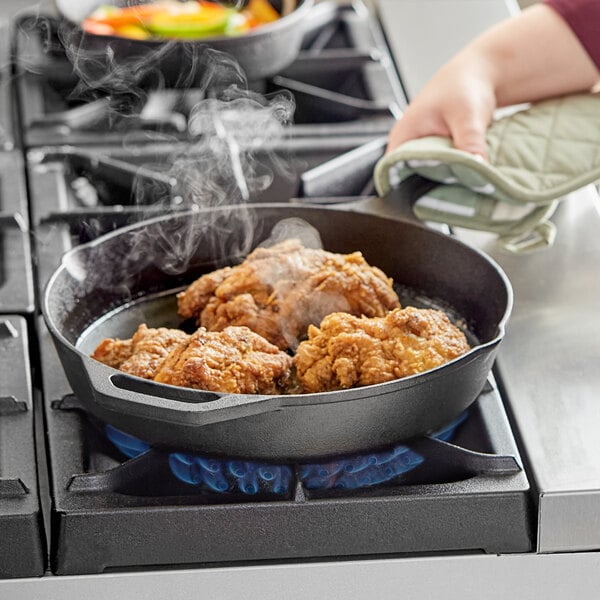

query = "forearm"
[461,4,600,108]
[386,2,600,155]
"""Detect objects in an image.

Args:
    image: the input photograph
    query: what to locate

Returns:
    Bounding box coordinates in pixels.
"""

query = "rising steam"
[54,20,297,286]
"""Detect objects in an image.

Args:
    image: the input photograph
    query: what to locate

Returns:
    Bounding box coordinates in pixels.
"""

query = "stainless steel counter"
[3,550,600,600]
[459,186,600,552]
[377,0,600,554]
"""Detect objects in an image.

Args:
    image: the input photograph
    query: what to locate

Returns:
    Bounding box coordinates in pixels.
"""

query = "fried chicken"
[293,307,471,393]
[154,326,293,394]
[176,239,401,350]
[91,324,189,380]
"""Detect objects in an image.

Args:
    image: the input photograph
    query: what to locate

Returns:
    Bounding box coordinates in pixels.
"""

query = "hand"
[386,4,600,158]
[387,52,496,158]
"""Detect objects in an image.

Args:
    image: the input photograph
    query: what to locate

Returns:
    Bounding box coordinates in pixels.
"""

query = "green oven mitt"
[374,93,600,253]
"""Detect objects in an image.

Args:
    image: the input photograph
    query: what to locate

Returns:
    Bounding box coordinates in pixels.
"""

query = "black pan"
[56,0,315,84]
[43,199,512,461]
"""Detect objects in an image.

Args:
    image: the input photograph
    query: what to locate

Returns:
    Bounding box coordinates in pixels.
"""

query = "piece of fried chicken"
[154,326,293,394]
[91,324,189,380]
[293,307,471,393]
[177,239,401,350]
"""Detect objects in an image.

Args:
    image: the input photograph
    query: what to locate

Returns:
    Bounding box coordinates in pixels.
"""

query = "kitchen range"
[1,1,600,598]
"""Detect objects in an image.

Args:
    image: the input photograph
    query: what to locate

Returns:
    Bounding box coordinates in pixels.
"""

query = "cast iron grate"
[51,388,521,500]
[0,153,35,315]
[27,138,384,293]
[0,317,46,578]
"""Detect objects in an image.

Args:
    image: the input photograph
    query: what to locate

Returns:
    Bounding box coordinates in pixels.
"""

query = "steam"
[259,218,322,250]
[49,17,297,286]
[124,56,295,277]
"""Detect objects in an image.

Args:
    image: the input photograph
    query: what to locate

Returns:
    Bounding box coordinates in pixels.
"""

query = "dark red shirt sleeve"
[544,0,600,69]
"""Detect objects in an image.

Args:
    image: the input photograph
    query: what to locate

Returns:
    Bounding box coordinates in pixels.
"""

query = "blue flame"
[105,424,151,458]
[105,412,468,495]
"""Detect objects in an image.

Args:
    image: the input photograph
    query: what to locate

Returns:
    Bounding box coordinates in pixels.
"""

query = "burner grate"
[0,153,34,315]
[27,139,384,293]
[40,307,533,575]
[0,317,46,578]
[98,415,468,495]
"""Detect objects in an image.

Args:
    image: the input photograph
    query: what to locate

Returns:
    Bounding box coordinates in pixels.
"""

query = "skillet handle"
[85,365,286,426]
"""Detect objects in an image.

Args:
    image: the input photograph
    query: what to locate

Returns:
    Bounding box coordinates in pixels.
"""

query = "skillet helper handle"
[300,136,388,197]
[299,136,438,216]
[85,365,284,426]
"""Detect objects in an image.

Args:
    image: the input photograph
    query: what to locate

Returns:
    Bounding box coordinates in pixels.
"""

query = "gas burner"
[102,414,470,495]
[14,3,405,147]
[40,324,532,575]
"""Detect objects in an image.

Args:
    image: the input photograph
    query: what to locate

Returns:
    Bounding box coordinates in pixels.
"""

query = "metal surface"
[375,0,519,99]
[0,152,35,315]
[0,316,46,578]
[2,552,600,600]
[457,187,600,552]
[0,19,15,151]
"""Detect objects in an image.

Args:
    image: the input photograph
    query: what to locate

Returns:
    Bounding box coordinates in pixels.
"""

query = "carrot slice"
[244,0,280,24]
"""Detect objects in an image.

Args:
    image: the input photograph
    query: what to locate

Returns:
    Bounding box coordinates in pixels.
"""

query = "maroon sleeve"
[544,0,600,69]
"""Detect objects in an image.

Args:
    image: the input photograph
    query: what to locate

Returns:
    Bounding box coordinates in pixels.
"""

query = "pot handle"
[86,364,287,426]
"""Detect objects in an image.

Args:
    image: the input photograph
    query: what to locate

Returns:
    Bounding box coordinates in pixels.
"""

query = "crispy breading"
[91,324,189,380]
[91,337,133,370]
[293,307,471,393]
[154,326,293,394]
[176,239,401,350]
[177,266,233,321]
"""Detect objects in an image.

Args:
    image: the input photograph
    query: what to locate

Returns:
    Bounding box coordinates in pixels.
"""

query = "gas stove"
[3,0,534,578]
[3,0,600,597]
[24,123,531,578]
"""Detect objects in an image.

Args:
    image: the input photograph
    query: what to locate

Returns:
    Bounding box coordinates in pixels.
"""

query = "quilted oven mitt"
[374,93,600,253]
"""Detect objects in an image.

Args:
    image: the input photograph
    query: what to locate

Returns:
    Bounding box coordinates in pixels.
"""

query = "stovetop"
[0,0,537,582]
[14,2,404,147]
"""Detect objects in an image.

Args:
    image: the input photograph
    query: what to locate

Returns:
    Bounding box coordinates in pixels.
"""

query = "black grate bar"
[0,212,27,232]
[272,76,393,115]
[0,478,30,498]
[0,395,28,415]
[410,437,522,477]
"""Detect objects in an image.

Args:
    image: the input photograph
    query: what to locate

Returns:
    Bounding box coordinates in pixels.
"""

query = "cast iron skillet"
[43,199,512,461]
[56,0,315,84]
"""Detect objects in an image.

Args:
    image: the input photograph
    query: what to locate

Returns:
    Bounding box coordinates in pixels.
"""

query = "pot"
[55,0,315,84]
[42,200,512,461]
